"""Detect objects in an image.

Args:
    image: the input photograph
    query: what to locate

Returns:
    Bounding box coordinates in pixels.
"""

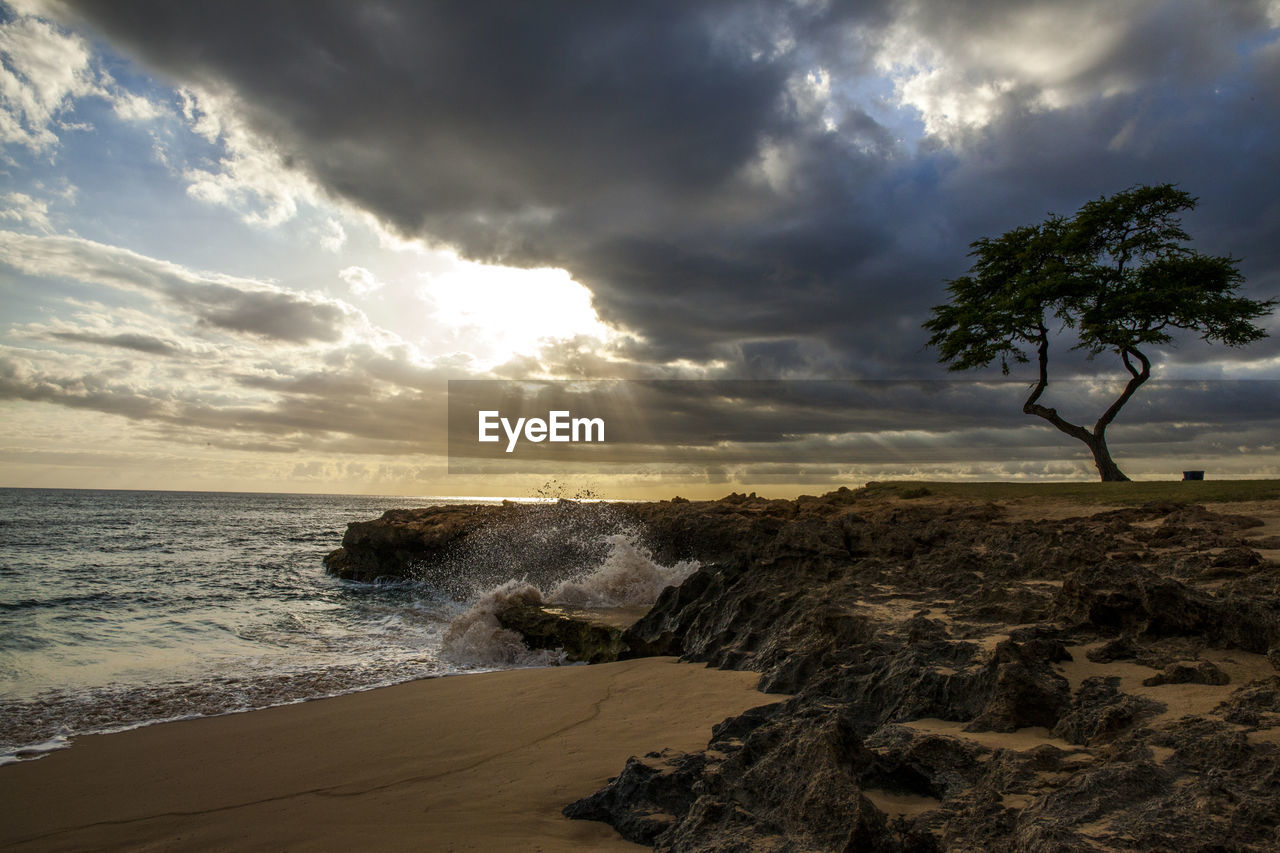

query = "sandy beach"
[0,657,772,852]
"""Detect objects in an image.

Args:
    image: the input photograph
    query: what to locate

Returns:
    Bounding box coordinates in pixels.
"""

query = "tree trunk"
[1022,333,1144,483]
[1085,433,1130,482]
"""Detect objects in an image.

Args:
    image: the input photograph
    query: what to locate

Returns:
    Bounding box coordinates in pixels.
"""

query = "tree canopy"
[924,184,1276,481]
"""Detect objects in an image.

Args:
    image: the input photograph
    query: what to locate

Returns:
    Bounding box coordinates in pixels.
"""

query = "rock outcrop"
[328,489,1280,851]
[492,600,628,663]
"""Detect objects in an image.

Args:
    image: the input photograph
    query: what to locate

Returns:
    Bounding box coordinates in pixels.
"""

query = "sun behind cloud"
[417,258,618,369]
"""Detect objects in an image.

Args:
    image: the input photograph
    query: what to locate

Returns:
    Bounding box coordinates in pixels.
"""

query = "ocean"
[0,488,695,764]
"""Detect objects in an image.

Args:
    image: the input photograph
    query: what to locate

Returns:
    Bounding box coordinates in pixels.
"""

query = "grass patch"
[897,486,933,499]
[860,479,1280,505]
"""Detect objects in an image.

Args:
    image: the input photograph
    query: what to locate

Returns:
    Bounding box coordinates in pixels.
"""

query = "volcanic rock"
[331,489,1280,850]
[492,601,628,664]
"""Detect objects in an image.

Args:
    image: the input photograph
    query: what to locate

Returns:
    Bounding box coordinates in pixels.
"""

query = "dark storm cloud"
[58,1,803,220]
[54,0,1280,375]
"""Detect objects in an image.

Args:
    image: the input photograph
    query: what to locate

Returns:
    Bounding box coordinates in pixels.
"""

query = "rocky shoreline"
[325,489,1280,851]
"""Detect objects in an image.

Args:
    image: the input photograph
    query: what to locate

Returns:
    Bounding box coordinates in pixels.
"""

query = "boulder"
[492,601,628,663]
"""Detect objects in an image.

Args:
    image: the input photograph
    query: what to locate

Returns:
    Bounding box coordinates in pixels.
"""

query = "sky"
[1,0,1278,498]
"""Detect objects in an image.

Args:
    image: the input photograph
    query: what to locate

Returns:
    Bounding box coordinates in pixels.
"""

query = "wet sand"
[0,657,773,852]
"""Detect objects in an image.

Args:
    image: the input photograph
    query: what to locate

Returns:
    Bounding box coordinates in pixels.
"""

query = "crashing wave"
[439,531,698,667]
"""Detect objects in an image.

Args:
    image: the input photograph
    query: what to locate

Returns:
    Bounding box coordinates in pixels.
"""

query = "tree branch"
[1096,347,1150,434]
[1121,349,1140,378]
[1022,325,1092,443]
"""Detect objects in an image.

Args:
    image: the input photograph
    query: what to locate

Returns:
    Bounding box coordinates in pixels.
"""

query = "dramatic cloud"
[40,0,1280,381]
[870,0,1270,141]
[446,378,1280,472]
[175,86,322,227]
[0,332,459,456]
[2,1,1278,493]
[0,231,468,460]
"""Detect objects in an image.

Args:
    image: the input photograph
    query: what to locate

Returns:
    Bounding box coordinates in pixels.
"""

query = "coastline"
[0,657,772,852]
[5,486,1280,850]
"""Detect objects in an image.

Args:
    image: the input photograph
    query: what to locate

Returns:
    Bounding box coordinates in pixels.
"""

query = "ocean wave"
[439,531,697,668]
[440,581,566,668]
[0,490,698,764]
[0,655,449,765]
[550,533,699,607]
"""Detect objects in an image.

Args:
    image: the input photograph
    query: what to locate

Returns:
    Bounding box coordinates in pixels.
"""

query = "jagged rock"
[1012,759,1172,850]
[1215,676,1280,728]
[1053,563,1216,637]
[1053,562,1280,653]
[862,724,988,799]
[322,501,620,586]
[963,640,1072,733]
[1210,546,1263,569]
[1052,677,1164,745]
[562,749,707,844]
[331,490,1280,850]
[1087,636,1139,663]
[492,601,627,663]
[323,504,506,582]
[1141,660,1230,687]
[1124,717,1280,849]
[654,705,899,853]
[906,614,951,643]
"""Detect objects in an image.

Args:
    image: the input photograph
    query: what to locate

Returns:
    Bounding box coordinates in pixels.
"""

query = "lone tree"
[924,184,1275,481]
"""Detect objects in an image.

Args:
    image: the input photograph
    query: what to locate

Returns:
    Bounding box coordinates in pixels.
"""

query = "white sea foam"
[439,531,699,667]
[0,735,69,766]
[550,533,699,607]
[439,581,567,668]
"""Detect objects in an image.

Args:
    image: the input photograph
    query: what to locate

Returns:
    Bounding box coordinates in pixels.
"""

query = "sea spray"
[550,533,699,607]
[439,581,567,668]
[415,500,624,599]
[439,530,699,667]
